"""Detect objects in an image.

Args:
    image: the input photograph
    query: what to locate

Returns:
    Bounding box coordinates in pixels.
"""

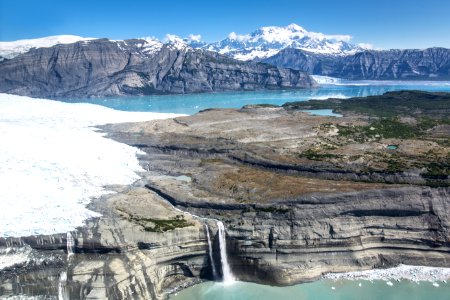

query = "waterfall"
[217,221,234,283]
[66,232,75,257]
[61,233,74,299]
[58,271,68,300]
[204,224,218,279]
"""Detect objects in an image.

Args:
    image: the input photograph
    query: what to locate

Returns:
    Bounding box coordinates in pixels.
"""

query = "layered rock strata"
[0,39,315,98]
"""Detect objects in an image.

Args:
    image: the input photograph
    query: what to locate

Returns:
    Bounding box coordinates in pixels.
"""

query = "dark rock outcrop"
[263,47,450,80]
[0,39,315,98]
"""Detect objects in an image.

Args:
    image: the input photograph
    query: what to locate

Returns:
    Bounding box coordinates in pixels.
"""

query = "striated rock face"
[224,186,450,285]
[0,39,315,98]
[144,185,450,285]
[262,47,450,80]
[0,187,214,299]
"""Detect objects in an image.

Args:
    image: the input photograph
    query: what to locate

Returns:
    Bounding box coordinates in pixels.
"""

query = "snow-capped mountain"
[0,34,192,61]
[0,24,369,62]
[189,24,371,60]
[0,35,97,60]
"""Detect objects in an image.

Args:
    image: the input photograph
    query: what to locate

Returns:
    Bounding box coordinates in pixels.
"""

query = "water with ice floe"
[59,80,450,115]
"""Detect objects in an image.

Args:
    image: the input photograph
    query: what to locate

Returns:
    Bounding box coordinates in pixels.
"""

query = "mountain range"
[0,38,314,98]
[185,23,369,60]
[262,47,450,80]
[1,24,450,97]
[0,24,368,62]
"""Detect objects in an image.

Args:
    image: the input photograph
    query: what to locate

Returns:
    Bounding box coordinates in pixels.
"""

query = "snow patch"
[140,37,164,55]
[0,35,96,59]
[0,94,182,237]
[233,48,280,61]
[165,34,189,50]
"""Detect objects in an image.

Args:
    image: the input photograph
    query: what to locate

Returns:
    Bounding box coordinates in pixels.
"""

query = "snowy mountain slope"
[188,24,371,60]
[0,35,97,60]
[0,24,369,62]
[0,34,188,62]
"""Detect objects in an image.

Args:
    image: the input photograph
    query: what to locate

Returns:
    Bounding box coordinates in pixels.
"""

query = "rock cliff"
[0,39,315,98]
[0,187,212,299]
[262,47,450,80]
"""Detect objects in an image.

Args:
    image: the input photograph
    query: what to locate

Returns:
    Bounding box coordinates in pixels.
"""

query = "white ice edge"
[0,246,33,270]
[324,264,450,282]
[311,75,450,86]
[0,93,183,238]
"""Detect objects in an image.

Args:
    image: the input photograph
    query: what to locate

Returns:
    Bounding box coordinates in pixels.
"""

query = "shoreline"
[323,265,450,283]
[169,265,450,299]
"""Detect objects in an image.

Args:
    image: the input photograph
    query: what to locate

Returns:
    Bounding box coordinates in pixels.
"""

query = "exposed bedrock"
[262,47,450,80]
[206,186,450,285]
[0,187,215,299]
[0,39,316,98]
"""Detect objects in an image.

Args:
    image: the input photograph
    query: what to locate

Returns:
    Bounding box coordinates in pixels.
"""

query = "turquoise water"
[302,109,343,117]
[387,145,399,150]
[170,280,450,300]
[60,82,450,115]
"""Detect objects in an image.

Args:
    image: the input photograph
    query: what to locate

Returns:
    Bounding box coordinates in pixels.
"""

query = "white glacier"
[0,94,181,238]
[311,75,450,87]
[311,75,346,85]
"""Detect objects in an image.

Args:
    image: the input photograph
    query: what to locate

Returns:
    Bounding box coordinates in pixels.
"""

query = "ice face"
[0,94,181,237]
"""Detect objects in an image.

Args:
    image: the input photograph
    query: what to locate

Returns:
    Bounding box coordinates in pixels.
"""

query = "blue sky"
[1,0,449,49]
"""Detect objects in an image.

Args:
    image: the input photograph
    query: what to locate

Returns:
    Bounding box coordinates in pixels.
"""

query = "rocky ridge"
[0,38,315,98]
[262,47,450,80]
